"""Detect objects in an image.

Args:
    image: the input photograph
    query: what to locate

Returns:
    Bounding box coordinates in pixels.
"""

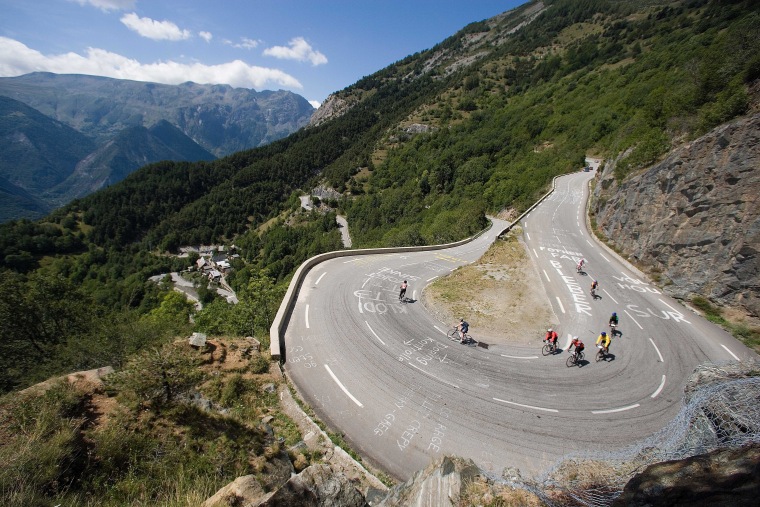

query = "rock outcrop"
[376,456,481,507]
[612,443,760,507]
[592,112,760,318]
[203,464,367,507]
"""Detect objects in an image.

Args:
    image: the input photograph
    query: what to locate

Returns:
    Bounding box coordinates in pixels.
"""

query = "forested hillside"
[1,0,759,504]
[1,0,757,392]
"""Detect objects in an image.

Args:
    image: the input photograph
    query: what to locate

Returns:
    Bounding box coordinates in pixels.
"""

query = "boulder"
[612,443,760,507]
[203,475,268,507]
[259,464,366,507]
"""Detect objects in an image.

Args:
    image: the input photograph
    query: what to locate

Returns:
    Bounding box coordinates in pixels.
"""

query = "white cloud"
[0,36,302,90]
[73,0,135,11]
[120,12,192,41]
[199,31,213,43]
[263,37,327,66]
[308,100,321,109]
[232,37,260,50]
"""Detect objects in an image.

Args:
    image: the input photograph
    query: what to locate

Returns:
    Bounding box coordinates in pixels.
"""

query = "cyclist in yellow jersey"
[596,331,610,354]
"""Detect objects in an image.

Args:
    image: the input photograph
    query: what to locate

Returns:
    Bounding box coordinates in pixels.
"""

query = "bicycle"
[566,350,584,367]
[542,340,558,356]
[595,345,608,362]
[448,327,476,345]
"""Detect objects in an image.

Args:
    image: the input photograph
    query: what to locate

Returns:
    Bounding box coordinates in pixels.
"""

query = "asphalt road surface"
[283,169,757,480]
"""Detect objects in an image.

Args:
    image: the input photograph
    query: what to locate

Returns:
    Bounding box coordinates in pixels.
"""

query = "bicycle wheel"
[447,329,460,341]
[596,349,604,362]
[566,355,576,367]
[542,344,552,356]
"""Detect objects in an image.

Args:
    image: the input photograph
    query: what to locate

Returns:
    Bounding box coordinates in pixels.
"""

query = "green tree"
[230,272,280,342]
[106,342,203,410]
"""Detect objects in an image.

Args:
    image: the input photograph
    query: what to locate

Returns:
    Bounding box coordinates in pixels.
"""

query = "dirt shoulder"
[422,227,557,346]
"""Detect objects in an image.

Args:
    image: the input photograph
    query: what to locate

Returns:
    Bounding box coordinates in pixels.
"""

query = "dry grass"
[460,477,547,506]
[422,227,556,345]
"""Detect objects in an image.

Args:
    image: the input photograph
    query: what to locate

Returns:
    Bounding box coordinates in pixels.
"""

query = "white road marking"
[533,248,539,258]
[649,338,664,363]
[526,232,531,241]
[434,325,448,336]
[324,365,363,407]
[543,269,550,282]
[592,404,640,414]
[493,398,558,413]
[413,290,417,300]
[361,278,370,288]
[651,375,666,398]
[563,333,573,350]
[358,301,363,314]
[524,222,528,228]
[721,344,740,361]
[658,299,682,313]
[427,276,439,282]
[366,321,385,346]
[600,252,611,262]
[556,297,566,314]
[602,289,618,304]
[409,362,460,389]
[315,272,326,285]
[501,354,539,359]
[624,309,644,329]
[586,239,594,247]
[305,304,310,328]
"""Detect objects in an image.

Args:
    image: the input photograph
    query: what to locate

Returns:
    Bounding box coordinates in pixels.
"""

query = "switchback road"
[283,169,757,480]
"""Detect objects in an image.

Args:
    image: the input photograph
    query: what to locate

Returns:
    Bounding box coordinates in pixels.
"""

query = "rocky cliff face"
[592,113,760,319]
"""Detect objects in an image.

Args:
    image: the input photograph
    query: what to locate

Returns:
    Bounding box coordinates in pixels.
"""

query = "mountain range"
[0,73,315,222]
[1,0,759,504]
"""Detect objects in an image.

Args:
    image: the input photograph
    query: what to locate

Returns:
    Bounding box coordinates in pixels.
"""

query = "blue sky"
[0,0,526,107]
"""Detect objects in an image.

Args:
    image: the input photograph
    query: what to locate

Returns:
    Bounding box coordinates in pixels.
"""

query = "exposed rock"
[203,474,268,507]
[612,443,760,507]
[404,123,433,134]
[309,94,354,127]
[376,456,481,507]
[593,112,760,319]
[259,464,367,507]
[19,365,114,396]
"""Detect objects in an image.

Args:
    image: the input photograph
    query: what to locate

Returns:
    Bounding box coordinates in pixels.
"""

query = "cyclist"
[590,279,599,296]
[568,336,585,360]
[544,327,558,348]
[608,312,619,333]
[596,331,611,355]
[399,280,408,301]
[457,318,469,341]
[576,258,586,272]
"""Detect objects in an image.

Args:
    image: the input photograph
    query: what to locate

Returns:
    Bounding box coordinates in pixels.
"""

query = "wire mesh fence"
[482,361,760,506]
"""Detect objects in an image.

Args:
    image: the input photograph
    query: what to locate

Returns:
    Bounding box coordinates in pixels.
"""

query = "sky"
[0,0,527,108]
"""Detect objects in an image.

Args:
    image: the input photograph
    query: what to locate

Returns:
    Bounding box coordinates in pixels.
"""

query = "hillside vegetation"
[1,1,759,504]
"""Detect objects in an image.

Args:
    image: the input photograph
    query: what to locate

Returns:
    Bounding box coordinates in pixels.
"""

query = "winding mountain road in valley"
[283,168,757,480]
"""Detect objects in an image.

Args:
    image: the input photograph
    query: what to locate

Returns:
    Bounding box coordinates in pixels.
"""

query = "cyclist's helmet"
[460,318,464,322]
[547,328,552,332]
[601,331,607,336]
[612,312,617,317]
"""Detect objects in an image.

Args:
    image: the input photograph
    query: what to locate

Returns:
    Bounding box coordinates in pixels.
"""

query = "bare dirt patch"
[422,227,557,345]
